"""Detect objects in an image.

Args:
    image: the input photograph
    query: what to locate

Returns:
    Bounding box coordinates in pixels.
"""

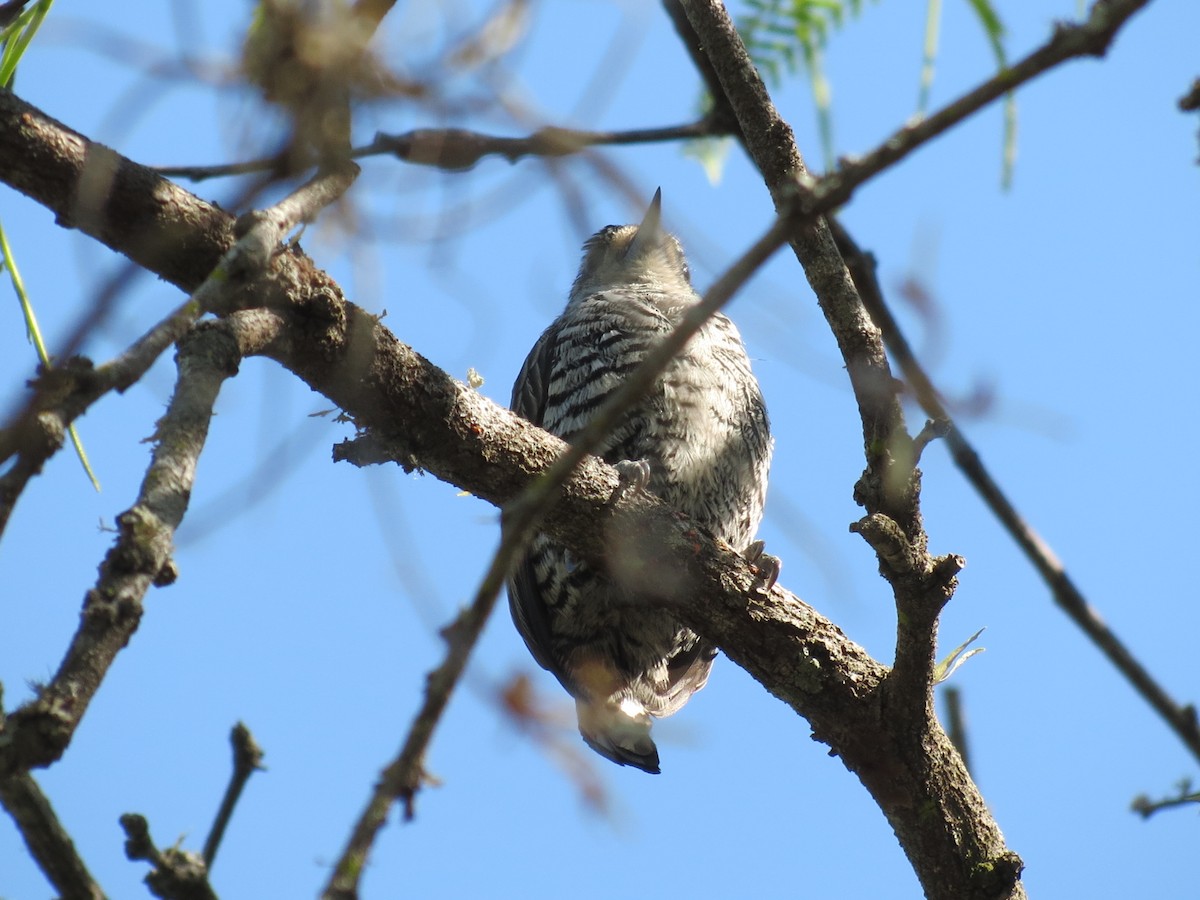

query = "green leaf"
[0,0,54,89]
[915,0,943,117]
[683,135,734,186]
[961,0,1017,188]
[1,219,101,492]
[933,627,986,685]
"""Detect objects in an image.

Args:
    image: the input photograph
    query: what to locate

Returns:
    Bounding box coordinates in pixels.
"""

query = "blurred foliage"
[737,0,876,172]
[732,0,1016,186]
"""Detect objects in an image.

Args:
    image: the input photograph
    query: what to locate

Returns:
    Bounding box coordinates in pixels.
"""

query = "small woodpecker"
[507,190,773,773]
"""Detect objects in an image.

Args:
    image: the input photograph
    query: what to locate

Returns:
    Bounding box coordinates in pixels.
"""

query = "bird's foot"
[743,540,781,593]
[608,459,651,507]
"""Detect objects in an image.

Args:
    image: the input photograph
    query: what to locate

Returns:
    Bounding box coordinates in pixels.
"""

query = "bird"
[507,190,773,773]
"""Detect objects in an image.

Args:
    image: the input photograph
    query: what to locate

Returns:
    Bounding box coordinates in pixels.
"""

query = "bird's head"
[568,189,693,303]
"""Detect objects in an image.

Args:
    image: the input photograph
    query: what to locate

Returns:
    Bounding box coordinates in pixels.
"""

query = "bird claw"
[608,459,651,507]
[743,540,781,593]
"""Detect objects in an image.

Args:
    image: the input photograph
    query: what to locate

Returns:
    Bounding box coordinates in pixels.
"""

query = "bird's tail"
[576,698,660,774]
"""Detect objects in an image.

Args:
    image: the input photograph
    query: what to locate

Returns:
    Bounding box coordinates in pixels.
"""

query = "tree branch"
[0,311,284,776]
[156,119,731,181]
[202,722,264,868]
[809,0,1154,209]
[0,161,357,538]
[0,85,1012,897]
[120,813,217,900]
[0,692,106,900]
[673,2,1012,897]
[830,221,1200,766]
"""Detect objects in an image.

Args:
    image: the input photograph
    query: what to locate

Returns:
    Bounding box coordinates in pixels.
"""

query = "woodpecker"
[507,190,773,773]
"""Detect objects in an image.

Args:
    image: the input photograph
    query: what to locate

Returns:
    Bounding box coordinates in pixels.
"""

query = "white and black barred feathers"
[507,191,772,773]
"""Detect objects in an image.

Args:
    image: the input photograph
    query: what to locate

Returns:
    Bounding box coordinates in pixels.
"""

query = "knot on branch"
[28,356,99,407]
[333,433,421,473]
[121,812,216,900]
[851,512,920,574]
[912,417,952,464]
[970,850,1025,898]
[178,321,243,379]
[109,506,173,577]
[932,553,966,589]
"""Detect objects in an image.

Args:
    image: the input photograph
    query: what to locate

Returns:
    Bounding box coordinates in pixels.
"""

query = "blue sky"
[3,1,1199,897]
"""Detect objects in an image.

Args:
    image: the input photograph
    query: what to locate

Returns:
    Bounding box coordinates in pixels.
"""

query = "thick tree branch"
[0,91,231,290]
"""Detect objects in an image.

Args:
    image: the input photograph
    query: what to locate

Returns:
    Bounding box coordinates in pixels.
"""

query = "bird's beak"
[626,188,663,260]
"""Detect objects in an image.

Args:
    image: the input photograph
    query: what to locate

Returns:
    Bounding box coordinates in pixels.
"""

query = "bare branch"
[830,220,1200,766]
[0,311,284,776]
[120,813,217,900]
[1131,781,1200,819]
[0,687,106,900]
[321,533,504,899]
[202,723,265,869]
[674,2,1012,896]
[157,119,729,181]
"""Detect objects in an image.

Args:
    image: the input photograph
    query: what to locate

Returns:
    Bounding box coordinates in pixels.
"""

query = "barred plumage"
[508,191,772,773]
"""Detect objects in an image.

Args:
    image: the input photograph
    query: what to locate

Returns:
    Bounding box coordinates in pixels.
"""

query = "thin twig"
[1131,782,1200,819]
[202,722,264,868]
[0,302,195,536]
[803,0,1154,211]
[669,0,1153,226]
[320,526,508,899]
[120,813,217,900]
[322,209,792,899]
[156,119,728,181]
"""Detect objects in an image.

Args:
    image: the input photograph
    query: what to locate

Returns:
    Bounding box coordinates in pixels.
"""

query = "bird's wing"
[510,322,557,428]
[506,324,570,681]
[659,636,718,715]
